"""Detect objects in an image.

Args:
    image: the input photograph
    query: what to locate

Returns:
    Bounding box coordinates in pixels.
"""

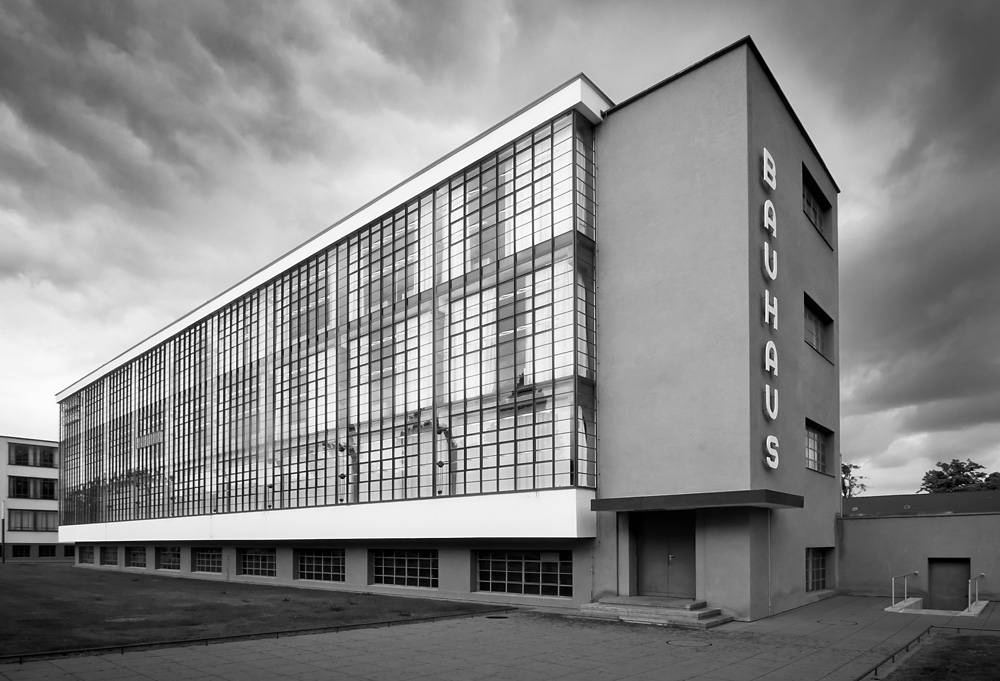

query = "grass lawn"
[885,632,1000,681]
[0,562,503,657]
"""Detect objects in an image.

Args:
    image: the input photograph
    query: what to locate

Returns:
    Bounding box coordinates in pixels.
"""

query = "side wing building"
[57,37,839,621]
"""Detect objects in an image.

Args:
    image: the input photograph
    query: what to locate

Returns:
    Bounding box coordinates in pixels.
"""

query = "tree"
[918,459,1000,493]
[841,462,867,498]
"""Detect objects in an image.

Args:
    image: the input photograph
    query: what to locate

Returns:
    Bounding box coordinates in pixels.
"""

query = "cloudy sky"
[2,0,998,495]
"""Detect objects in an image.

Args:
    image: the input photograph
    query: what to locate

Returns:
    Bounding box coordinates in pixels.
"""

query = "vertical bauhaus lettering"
[763,148,777,190]
[764,290,778,330]
[763,242,777,280]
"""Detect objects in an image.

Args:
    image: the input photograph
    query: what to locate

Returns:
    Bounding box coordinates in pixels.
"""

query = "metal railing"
[891,571,918,606]
[969,572,986,610]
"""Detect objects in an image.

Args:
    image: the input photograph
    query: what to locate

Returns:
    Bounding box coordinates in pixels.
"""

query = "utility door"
[928,558,970,611]
[634,510,696,598]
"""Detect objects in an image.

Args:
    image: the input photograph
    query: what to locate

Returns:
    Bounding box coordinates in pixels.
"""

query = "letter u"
[764,384,779,420]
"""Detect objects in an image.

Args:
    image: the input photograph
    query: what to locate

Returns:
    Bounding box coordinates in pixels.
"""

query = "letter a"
[764,385,778,420]
[763,242,777,281]
[764,435,779,469]
[763,200,777,238]
[764,290,778,330]
[763,148,777,190]
[764,340,778,376]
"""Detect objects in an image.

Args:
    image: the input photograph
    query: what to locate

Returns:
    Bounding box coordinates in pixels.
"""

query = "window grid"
[297,548,346,581]
[100,546,118,566]
[239,548,277,577]
[64,545,76,558]
[79,545,94,564]
[13,545,31,558]
[477,550,573,597]
[58,112,598,526]
[156,546,181,570]
[806,547,829,592]
[39,545,56,558]
[371,549,438,588]
[126,546,147,568]
[806,422,830,473]
[193,548,223,573]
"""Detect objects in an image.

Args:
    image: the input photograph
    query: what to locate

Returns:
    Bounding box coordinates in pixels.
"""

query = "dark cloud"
[885,3,1000,177]
[841,175,1000,424]
[0,0,330,215]
[346,0,508,84]
[904,392,1000,434]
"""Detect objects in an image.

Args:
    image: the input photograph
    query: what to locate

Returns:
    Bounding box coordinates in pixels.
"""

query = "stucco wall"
[840,514,999,601]
[595,45,752,499]
[744,47,841,616]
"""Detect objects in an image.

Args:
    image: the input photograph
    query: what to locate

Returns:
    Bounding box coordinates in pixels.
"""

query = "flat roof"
[56,75,613,400]
[607,35,840,194]
[843,491,1000,517]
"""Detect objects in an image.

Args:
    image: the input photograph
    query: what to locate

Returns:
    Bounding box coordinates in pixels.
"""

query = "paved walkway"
[1,596,997,681]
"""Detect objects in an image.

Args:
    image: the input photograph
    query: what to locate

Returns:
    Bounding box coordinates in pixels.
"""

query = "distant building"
[56,37,840,621]
[1,434,71,560]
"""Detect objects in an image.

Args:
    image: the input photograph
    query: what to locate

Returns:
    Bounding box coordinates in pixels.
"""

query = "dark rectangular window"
[100,546,118,566]
[8,510,58,531]
[156,546,181,570]
[79,546,94,564]
[806,547,830,592]
[7,444,57,467]
[8,476,56,499]
[802,166,832,242]
[38,545,56,558]
[804,294,833,359]
[64,545,76,558]
[477,550,573,597]
[297,548,346,582]
[125,546,147,568]
[806,420,833,474]
[13,545,31,558]
[239,548,276,577]
[193,548,222,573]
[371,549,438,588]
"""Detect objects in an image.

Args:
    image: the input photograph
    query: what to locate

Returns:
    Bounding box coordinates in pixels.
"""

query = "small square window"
[806,420,833,474]
[806,547,831,592]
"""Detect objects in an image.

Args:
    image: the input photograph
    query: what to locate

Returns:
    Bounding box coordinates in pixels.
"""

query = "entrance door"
[634,510,696,598]
[928,558,970,611]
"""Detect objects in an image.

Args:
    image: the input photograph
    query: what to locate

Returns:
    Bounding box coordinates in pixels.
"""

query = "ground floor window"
[64,545,76,558]
[12,545,31,558]
[79,545,94,564]
[806,547,831,592]
[100,546,118,566]
[126,546,146,568]
[371,549,438,588]
[297,548,345,581]
[156,546,181,570]
[38,545,56,558]
[193,547,222,573]
[239,548,276,577]
[477,550,573,597]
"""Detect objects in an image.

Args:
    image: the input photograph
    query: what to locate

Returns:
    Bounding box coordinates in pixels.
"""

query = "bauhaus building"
[57,38,840,622]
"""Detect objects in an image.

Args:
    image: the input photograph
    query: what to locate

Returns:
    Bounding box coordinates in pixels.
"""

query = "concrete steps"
[580,596,734,629]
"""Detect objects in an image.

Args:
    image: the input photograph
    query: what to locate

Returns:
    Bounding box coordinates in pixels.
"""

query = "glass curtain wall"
[61,111,597,525]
